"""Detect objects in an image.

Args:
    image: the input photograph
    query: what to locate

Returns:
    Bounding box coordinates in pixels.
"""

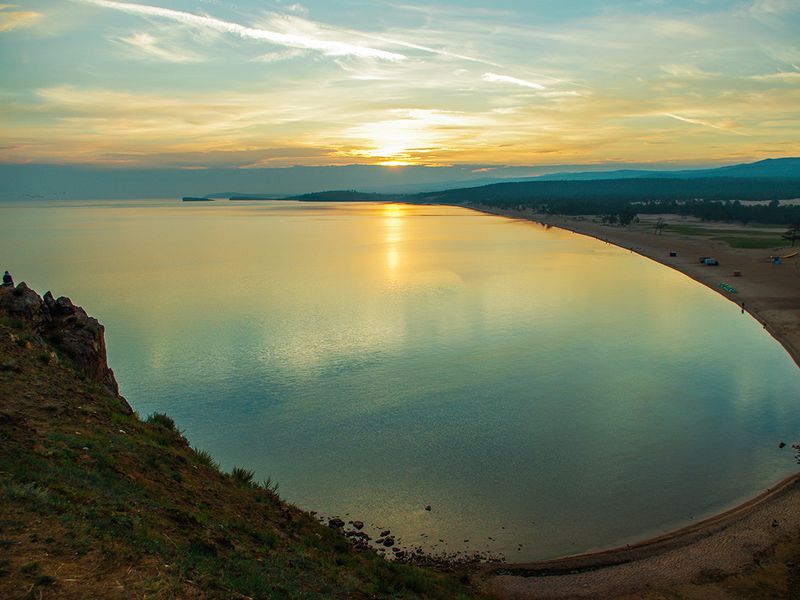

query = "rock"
[382,537,395,547]
[0,283,131,411]
[352,520,364,530]
[424,505,431,511]
[43,290,56,312]
[0,283,45,327]
[380,530,390,537]
[779,442,786,448]
[328,518,345,529]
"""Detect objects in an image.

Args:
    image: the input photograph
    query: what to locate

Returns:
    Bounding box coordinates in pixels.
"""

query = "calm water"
[2,199,799,560]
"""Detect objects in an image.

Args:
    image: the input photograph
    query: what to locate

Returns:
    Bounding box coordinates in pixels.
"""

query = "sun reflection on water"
[383,203,405,271]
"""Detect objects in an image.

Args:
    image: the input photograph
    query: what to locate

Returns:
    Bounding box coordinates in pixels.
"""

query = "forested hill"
[529,157,800,181]
[411,177,800,206]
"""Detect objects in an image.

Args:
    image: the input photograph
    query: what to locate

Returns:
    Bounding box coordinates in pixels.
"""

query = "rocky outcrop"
[0,283,131,412]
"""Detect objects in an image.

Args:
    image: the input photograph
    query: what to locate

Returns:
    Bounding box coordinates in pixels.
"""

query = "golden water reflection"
[383,203,405,272]
[2,200,799,561]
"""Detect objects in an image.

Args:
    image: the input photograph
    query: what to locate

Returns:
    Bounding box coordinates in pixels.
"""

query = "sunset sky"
[1,0,799,169]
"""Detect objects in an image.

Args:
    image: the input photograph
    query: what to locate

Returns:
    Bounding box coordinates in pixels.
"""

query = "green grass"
[664,224,781,236]
[192,447,220,470]
[230,466,256,487]
[146,412,177,431]
[647,223,788,248]
[711,235,787,249]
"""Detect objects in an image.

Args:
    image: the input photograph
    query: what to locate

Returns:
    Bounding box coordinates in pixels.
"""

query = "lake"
[2,199,798,560]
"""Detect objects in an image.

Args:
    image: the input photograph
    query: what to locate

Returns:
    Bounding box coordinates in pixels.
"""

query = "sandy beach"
[478,474,800,599]
[465,205,800,599]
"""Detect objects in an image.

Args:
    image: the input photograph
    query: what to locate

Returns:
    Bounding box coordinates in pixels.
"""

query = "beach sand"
[479,474,800,599]
[465,205,800,599]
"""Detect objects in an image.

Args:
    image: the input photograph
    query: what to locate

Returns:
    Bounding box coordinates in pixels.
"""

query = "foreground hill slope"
[0,284,478,599]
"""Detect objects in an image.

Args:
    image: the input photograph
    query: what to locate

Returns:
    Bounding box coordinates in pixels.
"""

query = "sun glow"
[383,203,405,271]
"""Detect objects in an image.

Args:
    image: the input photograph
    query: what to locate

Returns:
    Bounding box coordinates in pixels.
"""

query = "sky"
[1,0,799,170]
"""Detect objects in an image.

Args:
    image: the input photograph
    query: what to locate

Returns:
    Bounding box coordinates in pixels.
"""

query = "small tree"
[783,223,800,247]
[618,207,637,227]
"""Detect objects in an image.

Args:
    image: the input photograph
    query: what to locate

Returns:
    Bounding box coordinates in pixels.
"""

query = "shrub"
[193,447,220,471]
[2,481,52,507]
[230,467,255,487]
[260,476,279,495]
[146,412,177,431]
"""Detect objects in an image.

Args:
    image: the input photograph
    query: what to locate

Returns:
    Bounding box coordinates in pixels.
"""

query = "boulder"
[0,283,131,412]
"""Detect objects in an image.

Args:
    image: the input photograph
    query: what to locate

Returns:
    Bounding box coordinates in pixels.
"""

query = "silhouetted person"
[1,271,12,287]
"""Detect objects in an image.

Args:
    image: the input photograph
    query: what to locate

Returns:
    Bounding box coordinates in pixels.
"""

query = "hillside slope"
[0,283,479,599]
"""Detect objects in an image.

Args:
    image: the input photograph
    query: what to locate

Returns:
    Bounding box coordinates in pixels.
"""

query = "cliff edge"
[0,283,478,599]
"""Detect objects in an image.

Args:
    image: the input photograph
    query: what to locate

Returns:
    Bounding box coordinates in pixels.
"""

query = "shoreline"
[462,204,800,369]
[478,472,800,598]
[455,204,800,597]
[479,472,800,577]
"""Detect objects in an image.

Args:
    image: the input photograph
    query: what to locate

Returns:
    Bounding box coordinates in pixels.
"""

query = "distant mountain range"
[1,158,797,201]
[286,158,800,205]
[528,157,800,181]
[236,158,800,202]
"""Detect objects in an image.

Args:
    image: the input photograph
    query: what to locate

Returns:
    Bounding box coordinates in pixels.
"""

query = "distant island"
[182,196,215,202]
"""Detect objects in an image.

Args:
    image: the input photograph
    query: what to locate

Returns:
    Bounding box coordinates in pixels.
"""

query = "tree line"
[411,177,800,225]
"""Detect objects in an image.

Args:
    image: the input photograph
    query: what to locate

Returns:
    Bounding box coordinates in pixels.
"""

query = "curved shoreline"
[478,470,800,598]
[453,204,800,597]
[479,472,800,578]
[461,204,800,369]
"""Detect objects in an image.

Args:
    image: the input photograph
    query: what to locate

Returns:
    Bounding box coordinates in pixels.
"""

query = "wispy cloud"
[664,113,749,136]
[251,49,306,63]
[660,64,716,80]
[0,4,41,32]
[354,32,501,67]
[117,32,201,62]
[482,72,546,90]
[258,11,500,66]
[742,0,800,17]
[76,0,406,61]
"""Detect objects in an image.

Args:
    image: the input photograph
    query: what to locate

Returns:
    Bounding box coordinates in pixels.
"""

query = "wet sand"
[463,205,800,599]
[478,474,800,599]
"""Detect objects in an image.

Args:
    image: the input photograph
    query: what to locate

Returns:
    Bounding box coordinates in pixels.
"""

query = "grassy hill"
[0,284,480,599]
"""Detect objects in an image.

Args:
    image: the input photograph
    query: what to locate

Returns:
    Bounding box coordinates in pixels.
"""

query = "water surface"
[2,199,798,560]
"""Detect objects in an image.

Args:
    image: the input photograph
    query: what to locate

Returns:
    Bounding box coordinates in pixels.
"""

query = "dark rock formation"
[328,517,345,529]
[0,283,131,413]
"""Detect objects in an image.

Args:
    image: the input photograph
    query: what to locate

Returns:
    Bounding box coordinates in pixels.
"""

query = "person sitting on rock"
[2,271,12,287]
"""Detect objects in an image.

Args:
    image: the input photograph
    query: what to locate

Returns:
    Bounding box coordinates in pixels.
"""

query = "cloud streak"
[482,72,546,90]
[76,0,406,61]
[117,31,201,62]
[664,113,748,136]
[0,5,42,32]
